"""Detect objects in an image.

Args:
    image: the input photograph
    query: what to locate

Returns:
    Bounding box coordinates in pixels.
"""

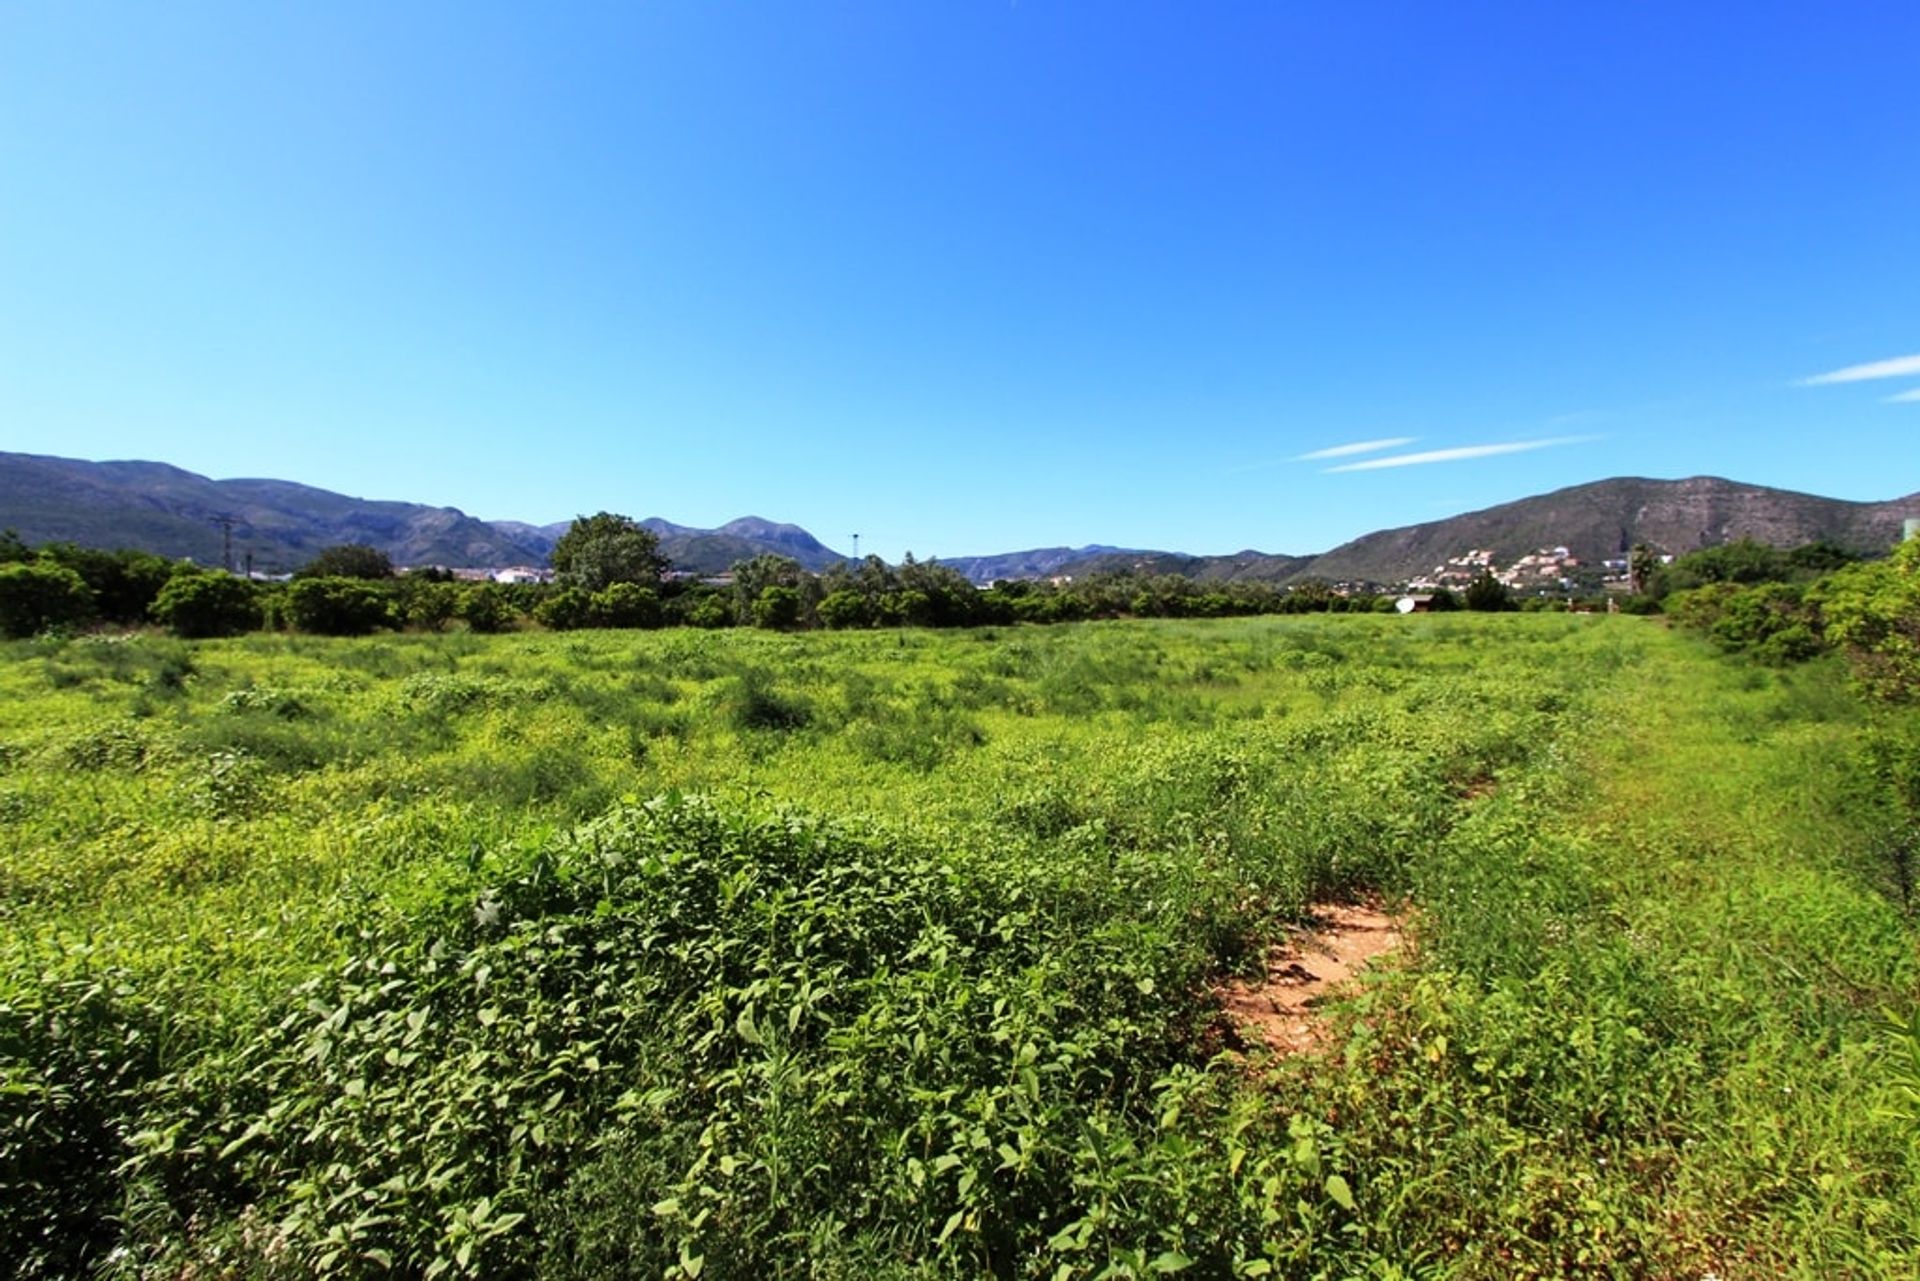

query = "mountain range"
[2,450,1915,586]
[0,453,848,575]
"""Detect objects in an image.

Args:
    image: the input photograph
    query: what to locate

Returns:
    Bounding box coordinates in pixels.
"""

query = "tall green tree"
[891,553,979,626]
[549,513,669,591]
[1628,543,1659,596]
[295,544,394,580]
[1463,571,1514,612]
[729,554,809,625]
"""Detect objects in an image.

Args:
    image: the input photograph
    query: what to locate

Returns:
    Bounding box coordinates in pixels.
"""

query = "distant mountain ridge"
[638,517,844,574]
[1297,475,1920,585]
[0,453,541,571]
[934,546,1133,583]
[0,452,851,574]
[2,452,1913,584]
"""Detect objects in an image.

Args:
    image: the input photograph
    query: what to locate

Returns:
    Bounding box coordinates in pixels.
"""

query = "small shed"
[1395,594,1436,614]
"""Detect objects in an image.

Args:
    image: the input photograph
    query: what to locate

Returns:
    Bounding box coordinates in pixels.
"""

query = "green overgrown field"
[2,616,1915,1278]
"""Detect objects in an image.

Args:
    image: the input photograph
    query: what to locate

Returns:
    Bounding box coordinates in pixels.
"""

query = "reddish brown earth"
[1218,903,1403,1054]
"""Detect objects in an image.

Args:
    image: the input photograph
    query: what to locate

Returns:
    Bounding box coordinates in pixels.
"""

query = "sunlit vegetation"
[2,614,1915,1277]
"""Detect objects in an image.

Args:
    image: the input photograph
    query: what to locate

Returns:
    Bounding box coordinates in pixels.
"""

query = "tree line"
[8,517,1908,663]
[0,514,1418,640]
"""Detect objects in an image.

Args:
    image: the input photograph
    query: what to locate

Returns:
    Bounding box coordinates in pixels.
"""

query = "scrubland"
[2,615,1914,1278]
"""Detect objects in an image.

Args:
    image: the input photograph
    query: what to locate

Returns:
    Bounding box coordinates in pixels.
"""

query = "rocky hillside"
[1296,476,1920,584]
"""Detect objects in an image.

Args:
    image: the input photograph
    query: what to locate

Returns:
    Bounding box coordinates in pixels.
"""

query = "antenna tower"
[209,514,240,573]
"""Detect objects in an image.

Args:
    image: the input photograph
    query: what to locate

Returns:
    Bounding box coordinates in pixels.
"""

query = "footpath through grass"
[1,615,1914,1278]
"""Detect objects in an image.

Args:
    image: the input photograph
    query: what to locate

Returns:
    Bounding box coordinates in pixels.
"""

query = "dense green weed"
[0,616,1914,1276]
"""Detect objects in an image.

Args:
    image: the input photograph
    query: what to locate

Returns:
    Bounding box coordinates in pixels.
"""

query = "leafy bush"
[682,594,733,629]
[61,722,156,771]
[182,748,271,818]
[590,583,661,629]
[816,589,872,630]
[534,587,595,631]
[0,970,162,1278]
[399,580,461,632]
[0,561,94,637]
[1711,582,1822,664]
[458,584,518,634]
[150,572,262,638]
[1665,581,1746,631]
[1813,538,1920,702]
[220,686,309,718]
[36,545,176,623]
[751,584,802,630]
[1668,581,1824,665]
[536,583,666,631]
[285,577,397,636]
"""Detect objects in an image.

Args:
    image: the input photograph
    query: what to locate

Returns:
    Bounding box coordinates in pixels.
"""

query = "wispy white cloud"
[1291,436,1417,462]
[1324,435,1599,473]
[1800,353,1920,385]
[1226,436,1419,476]
[1884,387,1920,403]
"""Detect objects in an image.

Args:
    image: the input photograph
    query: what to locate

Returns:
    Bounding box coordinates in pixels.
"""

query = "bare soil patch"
[1218,902,1403,1055]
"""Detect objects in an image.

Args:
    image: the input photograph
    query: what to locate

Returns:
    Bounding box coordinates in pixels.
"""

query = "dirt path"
[1218,903,1403,1054]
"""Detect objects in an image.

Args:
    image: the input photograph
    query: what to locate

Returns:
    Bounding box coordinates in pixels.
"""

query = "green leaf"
[1324,1173,1356,1212]
[1149,1251,1194,1273]
[217,1119,270,1159]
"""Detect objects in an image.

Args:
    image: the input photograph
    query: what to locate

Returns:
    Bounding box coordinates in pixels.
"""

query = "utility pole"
[209,514,238,573]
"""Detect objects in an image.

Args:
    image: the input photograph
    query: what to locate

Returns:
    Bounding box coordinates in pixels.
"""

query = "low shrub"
[285,578,396,636]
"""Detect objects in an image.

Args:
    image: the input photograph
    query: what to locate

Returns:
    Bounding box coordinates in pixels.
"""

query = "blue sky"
[3,3,1916,562]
